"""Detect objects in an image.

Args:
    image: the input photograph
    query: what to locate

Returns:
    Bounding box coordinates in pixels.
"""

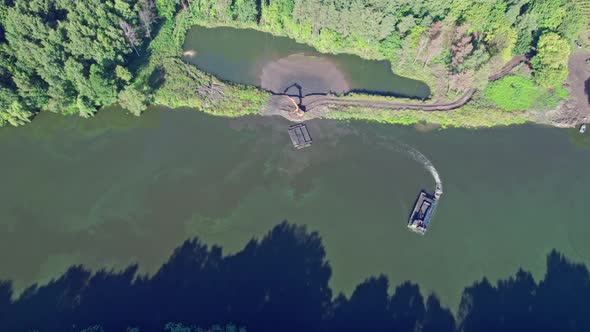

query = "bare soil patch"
[542,51,590,127]
[568,51,590,120]
[488,55,527,81]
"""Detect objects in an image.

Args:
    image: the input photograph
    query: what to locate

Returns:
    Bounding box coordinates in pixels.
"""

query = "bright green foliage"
[291,0,398,44]
[531,0,566,30]
[183,0,585,68]
[485,75,568,111]
[397,16,417,36]
[147,16,179,58]
[462,0,508,42]
[498,26,518,61]
[531,32,570,88]
[116,66,133,82]
[115,0,137,20]
[557,6,586,42]
[399,0,453,21]
[457,47,491,72]
[89,65,118,106]
[325,103,530,128]
[119,85,149,116]
[150,58,268,116]
[378,32,403,59]
[175,0,581,106]
[512,13,537,55]
[0,0,152,126]
[155,0,178,20]
[1,0,587,128]
[484,76,544,111]
[530,0,585,41]
[540,85,568,109]
[0,101,33,126]
[260,0,294,32]
[232,0,258,23]
[211,0,234,22]
[313,28,344,52]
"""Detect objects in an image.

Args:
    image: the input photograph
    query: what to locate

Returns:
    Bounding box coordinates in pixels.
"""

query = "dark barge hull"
[407,191,436,235]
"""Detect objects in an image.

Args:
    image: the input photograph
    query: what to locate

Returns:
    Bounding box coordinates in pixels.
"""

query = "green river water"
[1,107,589,312]
[1,26,590,312]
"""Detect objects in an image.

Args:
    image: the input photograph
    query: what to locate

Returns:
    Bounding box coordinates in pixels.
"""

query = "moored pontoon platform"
[288,123,312,149]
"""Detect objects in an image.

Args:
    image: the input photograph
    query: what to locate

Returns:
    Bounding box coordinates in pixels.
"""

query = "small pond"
[183,26,431,99]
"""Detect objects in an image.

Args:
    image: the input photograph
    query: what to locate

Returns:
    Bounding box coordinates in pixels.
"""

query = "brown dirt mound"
[568,51,590,122]
[541,51,590,127]
[260,53,350,96]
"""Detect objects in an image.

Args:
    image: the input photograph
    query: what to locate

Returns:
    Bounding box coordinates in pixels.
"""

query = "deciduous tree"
[531,32,570,88]
[119,85,149,116]
[0,0,148,124]
[232,0,258,23]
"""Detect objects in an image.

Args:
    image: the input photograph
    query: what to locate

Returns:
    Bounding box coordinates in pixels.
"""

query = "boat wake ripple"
[401,144,444,199]
[375,134,443,200]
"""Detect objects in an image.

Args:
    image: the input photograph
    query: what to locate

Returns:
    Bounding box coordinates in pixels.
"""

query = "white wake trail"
[375,134,443,199]
[401,144,444,199]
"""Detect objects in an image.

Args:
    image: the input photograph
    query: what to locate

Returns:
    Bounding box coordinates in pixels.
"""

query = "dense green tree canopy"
[0,0,586,127]
[290,0,398,43]
[183,0,585,99]
[0,0,154,125]
[187,0,584,71]
[531,32,571,87]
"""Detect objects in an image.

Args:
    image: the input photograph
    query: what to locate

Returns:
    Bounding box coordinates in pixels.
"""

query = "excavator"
[285,95,304,118]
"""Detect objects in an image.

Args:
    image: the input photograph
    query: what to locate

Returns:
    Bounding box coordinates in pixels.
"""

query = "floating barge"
[407,191,437,235]
[288,123,312,149]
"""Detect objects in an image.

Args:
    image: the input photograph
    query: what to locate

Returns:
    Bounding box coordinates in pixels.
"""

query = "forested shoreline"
[0,0,268,127]
[0,0,587,128]
[0,0,155,125]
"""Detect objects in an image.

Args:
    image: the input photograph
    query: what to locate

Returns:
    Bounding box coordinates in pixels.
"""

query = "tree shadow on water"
[0,222,333,332]
[458,250,590,332]
[0,221,589,332]
[329,277,454,332]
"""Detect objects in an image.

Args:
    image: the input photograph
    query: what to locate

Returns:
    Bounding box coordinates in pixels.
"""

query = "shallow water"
[182,26,431,99]
[1,107,589,312]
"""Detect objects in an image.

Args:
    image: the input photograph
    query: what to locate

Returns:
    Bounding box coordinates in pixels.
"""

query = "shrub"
[484,76,543,111]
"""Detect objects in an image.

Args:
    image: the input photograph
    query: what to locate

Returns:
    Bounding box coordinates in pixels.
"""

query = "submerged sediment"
[260,53,350,95]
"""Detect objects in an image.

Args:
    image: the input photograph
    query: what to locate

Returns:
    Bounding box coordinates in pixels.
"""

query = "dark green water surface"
[1,107,589,311]
[183,26,431,99]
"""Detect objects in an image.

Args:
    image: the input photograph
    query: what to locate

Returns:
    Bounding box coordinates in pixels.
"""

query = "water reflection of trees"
[0,222,588,332]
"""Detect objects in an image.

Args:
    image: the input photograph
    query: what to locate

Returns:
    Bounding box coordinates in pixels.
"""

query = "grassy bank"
[147,57,268,117]
[134,9,269,117]
[323,104,530,128]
